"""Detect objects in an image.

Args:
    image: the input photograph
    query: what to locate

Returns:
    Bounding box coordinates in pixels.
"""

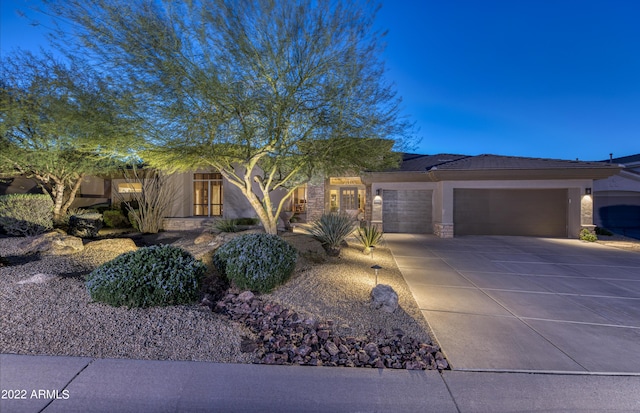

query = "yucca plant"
[306,212,357,256]
[356,224,383,254]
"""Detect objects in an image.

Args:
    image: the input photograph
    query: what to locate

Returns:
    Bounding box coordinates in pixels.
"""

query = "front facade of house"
[1,153,622,238]
[152,153,621,239]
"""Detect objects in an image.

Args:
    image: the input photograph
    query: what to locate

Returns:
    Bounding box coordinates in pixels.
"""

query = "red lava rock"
[213,289,449,371]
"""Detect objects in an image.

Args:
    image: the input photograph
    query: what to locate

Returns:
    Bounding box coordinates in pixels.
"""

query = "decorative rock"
[68,213,103,238]
[84,238,137,253]
[237,291,255,302]
[213,289,448,371]
[19,232,84,255]
[17,273,58,285]
[194,232,215,245]
[325,341,340,356]
[370,284,398,313]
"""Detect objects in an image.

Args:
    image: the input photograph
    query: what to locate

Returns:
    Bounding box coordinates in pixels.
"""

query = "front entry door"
[340,187,358,211]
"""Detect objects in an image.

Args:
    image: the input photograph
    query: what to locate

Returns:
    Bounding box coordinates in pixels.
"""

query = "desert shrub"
[213,233,297,293]
[595,227,613,236]
[235,217,259,226]
[86,245,206,308]
[306,212,357,256]
[0,194,54,236]
[214,219,239,233]
[355,224,383,250]
[68,212,103,238]
[103,209,130,228]
[579,228,598,242]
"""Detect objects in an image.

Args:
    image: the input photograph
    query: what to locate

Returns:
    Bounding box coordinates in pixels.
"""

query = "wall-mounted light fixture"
[376,189,381,196]
[585,188,592,195]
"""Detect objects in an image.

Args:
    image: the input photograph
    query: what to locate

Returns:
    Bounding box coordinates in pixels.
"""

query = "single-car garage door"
[383,190,432,233]
[454,189,567,237]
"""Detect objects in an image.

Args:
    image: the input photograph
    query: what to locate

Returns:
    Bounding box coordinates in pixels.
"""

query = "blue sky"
[2,0,639,161]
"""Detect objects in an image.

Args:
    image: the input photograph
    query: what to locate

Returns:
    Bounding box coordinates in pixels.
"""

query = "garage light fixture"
[585,188,592,195]
[376,189,381,196]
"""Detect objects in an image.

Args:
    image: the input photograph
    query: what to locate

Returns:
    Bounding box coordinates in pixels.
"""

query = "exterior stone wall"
[305,180,326,222]
[163,217,216,231]
[433,223,454,238]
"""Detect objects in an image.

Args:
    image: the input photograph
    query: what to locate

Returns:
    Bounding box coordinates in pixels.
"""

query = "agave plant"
[355,224,383,253]
[306,212,357,256]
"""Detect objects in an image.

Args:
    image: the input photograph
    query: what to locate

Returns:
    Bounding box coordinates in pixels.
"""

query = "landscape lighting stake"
[370,245,375,259]
[371,265,382,285]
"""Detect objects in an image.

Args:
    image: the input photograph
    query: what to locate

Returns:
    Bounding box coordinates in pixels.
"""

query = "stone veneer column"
[305,180,326,222]
[433,223,454,238]
[580,191,595,235]
[364,184,372,222]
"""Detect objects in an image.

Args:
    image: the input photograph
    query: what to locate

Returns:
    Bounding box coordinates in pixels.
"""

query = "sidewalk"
[2,354,640,412]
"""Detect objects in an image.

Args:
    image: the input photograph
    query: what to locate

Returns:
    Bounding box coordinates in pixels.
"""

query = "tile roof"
[600,154,640,165]
[396,153,620,172]
[394,153,470,171]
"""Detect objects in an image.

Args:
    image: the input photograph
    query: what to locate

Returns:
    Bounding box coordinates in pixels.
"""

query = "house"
[593,154,640,238]
[152,153,620,238]
[2,153,622,239]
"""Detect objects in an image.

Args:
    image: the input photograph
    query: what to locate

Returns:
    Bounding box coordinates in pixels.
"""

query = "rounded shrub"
[213,233,297,293]
[86,245,206,308]
[103,209,130,228]
[0,194,54,236]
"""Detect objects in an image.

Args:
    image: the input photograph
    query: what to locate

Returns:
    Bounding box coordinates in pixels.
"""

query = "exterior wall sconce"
[585,188,592,195]
[376,189,381,196]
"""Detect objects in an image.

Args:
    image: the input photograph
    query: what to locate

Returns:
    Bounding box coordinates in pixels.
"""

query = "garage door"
[454,189,567,237]
[383,190,432,233]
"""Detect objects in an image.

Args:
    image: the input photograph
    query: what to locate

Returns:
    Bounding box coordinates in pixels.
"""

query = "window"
[117,182,142,193]
[291,185,307,212]
[193,173,223,216]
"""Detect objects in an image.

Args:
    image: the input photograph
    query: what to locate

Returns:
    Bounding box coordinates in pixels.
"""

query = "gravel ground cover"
[0,229,436,367]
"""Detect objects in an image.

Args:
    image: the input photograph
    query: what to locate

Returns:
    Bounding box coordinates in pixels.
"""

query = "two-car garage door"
[382,188,569,237]
[454,189,568,237]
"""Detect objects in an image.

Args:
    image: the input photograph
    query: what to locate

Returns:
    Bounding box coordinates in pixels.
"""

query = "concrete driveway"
[383,234,640,374]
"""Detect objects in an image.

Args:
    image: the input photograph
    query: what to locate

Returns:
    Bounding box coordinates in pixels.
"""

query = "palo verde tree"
[0,52,135,222]
[44,0,414,234]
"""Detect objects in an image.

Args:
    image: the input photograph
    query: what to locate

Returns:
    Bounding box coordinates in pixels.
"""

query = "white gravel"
[0,231,436,362]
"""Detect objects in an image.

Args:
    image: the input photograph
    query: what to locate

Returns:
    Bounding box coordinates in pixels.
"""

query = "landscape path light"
[371,264,382,285]
[370,245,375,259]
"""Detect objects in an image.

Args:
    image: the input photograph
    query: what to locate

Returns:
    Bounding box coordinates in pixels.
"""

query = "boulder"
[83,238,138,254]
[68,213,103,238]
[19,232,84,255]
[370,284,399,313]
[194,232,215,245]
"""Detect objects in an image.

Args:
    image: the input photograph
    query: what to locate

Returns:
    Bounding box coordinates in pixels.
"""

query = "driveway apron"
[383,234,640,373]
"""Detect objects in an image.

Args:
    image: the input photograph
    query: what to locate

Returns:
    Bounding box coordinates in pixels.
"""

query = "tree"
[0,52,135,222]
[44,0,414,234]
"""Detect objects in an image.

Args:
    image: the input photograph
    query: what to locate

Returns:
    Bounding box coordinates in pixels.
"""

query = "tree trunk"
[52,181,66,223]
[60,175,84,219]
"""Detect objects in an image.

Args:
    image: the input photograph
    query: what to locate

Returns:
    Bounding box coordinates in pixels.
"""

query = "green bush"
[579,228,598,242]
[235,217,259,226]
[306,212,357,256]
[86,245,206,308]
[127,209,140,231]
[355,224,383,250]
[213,233,297,293]
[103,209,130,228]
[0,194,54,236]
